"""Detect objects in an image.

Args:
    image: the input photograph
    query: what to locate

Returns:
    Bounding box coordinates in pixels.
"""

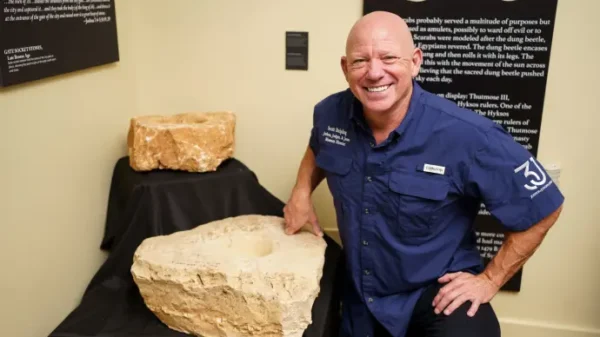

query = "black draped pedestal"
[49,157,343,337]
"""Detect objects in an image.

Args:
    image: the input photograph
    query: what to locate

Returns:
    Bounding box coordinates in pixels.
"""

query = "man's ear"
[340,56,349,80]
[411,48,423,78]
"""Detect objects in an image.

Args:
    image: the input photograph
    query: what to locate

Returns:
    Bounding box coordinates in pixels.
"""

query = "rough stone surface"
[127,111,236,172]
[131,215,327,337]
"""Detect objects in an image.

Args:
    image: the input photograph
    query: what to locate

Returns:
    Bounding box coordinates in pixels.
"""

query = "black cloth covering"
[49,157,343,337]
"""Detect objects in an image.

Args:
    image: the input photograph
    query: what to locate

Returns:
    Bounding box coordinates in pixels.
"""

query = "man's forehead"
[347,27,409,51]
[347,35,405,55]
[346,12,414,55]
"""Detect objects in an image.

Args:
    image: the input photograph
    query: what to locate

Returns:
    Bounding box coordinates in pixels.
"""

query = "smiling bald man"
[284,11,564,337]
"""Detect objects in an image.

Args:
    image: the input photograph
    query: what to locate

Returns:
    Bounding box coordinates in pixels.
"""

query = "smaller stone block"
[127,111,236,172]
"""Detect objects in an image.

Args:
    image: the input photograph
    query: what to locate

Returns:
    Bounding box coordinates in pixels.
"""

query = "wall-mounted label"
[286,31,308,71]
[0,0,119,87]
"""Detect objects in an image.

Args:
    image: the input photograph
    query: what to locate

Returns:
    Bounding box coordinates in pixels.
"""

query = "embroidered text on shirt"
[323,126,351,146]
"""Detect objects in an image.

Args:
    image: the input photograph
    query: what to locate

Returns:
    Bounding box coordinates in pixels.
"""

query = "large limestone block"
[127,111,236,172]
[131,215,327,337]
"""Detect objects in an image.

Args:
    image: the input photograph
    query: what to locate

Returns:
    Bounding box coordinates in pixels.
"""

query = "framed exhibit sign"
[286,31,309,71]
[363,0,558,291]
[0,0,119,87]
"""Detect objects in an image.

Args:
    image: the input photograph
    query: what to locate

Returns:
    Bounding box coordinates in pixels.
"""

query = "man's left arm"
[432,124,565,317]
[483,203,562,292]
[432,203,562,316]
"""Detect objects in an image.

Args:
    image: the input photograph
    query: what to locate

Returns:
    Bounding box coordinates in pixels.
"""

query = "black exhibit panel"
[364,0,558,291]
[0,0,119,87]
[48,157,343,337]
[286,31,309,70]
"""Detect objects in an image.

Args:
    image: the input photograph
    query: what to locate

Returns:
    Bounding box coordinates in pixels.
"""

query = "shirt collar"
[348,80,424,136]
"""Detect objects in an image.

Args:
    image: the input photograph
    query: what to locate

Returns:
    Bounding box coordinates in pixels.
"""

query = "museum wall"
[130,1,599,337]
[1,1,598,337]
[129,0,360,235]
[0,1,137,337]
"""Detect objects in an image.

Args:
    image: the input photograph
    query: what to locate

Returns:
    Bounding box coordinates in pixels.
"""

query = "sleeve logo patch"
[515,157,553,198]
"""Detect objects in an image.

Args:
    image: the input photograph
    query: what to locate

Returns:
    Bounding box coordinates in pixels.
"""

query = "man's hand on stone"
[283,192,323,237]
[431,272,499,317]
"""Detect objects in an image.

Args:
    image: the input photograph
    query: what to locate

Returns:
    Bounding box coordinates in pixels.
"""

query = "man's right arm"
[283,145,325,236]
[292,146,325,198]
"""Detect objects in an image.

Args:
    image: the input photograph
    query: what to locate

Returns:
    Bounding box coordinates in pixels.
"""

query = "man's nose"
[366,59,384,80]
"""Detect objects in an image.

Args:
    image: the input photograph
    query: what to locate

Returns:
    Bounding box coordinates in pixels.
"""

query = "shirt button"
[364,269,370,275]
[368,297,374,303]
[366,176,372,182]
[370,142,375,147]
[364,208,369,214]
[362,240,369,246]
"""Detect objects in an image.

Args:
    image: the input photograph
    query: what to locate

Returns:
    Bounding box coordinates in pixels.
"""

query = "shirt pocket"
[315,151,353,199]
[384,171,450,237]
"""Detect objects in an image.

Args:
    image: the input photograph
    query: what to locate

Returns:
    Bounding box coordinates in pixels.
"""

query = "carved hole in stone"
[225,235,273,258]
[191,117,208,124]
[167,116,208,125]
[142,116,209,126]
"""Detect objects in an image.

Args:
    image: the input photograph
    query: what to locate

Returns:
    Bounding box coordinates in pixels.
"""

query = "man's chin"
[362,99,395,114]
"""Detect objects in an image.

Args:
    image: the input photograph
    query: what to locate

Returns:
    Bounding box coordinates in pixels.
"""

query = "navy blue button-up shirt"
[309,82,564,337]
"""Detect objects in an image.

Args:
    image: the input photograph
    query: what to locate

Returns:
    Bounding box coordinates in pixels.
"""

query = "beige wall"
[1,1,598,337]
[491,0,600,334]
[130,0,362,231]
[0,1,137,337]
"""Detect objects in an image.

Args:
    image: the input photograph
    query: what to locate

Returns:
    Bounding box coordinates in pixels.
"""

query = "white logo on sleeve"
[514,157,553,198]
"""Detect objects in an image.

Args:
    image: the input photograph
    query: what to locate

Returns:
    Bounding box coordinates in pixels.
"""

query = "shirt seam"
[419,99,494,199]
[421,97,495,137]
[469,128,510,208]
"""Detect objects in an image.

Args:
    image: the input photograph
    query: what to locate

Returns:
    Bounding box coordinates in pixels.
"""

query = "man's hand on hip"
[431,272,499,317]
[283,191,323,237]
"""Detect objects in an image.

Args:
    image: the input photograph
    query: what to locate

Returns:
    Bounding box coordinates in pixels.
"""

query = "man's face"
[341,28,421,114]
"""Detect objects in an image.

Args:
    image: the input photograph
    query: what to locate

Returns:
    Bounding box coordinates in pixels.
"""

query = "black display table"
[49,157,343,337]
